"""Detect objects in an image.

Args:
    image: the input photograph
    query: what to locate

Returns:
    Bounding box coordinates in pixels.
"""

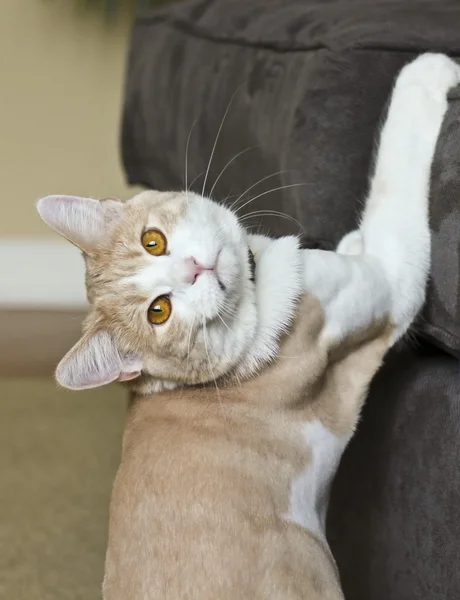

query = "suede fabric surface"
[328,344,460,600]
[425,85,460,355]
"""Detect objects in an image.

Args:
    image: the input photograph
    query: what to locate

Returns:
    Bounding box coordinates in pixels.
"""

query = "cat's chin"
[130,234,305,397]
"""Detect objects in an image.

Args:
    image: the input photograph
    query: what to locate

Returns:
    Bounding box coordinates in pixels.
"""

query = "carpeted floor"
[0,379,127,600]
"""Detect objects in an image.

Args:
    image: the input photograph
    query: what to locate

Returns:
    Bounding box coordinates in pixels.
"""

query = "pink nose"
[185,257,215,284]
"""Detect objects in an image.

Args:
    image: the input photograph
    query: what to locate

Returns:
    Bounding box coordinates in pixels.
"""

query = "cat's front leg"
[304,53,460,348]
[357,53,460,343]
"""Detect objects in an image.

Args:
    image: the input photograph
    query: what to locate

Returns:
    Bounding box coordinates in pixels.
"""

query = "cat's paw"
[336,230,363,256]
[391,54,460,145]
[395,53,460,99]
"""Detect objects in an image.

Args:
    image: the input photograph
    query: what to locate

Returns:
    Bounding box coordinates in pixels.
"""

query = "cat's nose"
[185,257,215,284]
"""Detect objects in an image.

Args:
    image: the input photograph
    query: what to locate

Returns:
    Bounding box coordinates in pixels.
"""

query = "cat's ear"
[36,195,123,253]
[56,328,142,390]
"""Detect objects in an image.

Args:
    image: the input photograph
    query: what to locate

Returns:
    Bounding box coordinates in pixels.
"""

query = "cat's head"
[37,191,303,393]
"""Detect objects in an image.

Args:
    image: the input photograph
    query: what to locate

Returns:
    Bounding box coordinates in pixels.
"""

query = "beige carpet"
[0,379,127,600]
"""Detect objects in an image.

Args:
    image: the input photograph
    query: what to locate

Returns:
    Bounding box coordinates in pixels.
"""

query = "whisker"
[221,193,243,205]
[183,315,196,382]
[208,146,259,200]
[228,170,296,212]
[202,317,220,396]
[219,304,238,319]
[234,183,309,215]
[202,319,233,436]
[202,83,246,198]
[217,312,235,337]
[184,117,199,193]
[239,210,306,235]
[187,170,205,192]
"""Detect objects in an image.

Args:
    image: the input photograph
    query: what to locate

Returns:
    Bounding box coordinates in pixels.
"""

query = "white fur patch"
[359,54,460,343]
[284,421,349,540]
[302,250,391,345]
[243,235,304,372]
[300,54,460,349]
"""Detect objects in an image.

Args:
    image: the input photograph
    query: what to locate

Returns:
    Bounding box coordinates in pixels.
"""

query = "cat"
[37,54,460,599]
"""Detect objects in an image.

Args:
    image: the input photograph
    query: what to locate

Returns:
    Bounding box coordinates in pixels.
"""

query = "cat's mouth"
[248,248,256,282]
[216,248,255,290]
[213,249,226,291]
[207,246,255,296]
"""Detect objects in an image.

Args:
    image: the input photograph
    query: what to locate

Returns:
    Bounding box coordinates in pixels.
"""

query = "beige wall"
[0,0,141,237]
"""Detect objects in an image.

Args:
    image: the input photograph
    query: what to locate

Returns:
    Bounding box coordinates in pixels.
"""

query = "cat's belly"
[284,419,350,542]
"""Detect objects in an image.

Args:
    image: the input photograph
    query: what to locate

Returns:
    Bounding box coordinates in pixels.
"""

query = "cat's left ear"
[36,195,123,253]
[56,327,142,390]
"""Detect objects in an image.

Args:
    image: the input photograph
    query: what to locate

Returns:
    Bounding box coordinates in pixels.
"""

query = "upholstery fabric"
[328,344,460,600]
[424,86,460,355]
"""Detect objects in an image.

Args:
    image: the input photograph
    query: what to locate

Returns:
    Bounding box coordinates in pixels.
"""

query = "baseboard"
[0,238,88,309]
[0,238,88,376]
[0,309,87,377]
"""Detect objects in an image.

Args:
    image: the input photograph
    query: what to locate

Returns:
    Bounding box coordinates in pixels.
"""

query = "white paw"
[396,53,460,98]
[336,230,363,255]
[391,54,460,144]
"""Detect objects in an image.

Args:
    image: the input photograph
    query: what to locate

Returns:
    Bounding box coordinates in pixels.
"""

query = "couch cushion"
[327,344,460,600]
[122,0,460,353]
[424,86,460,355]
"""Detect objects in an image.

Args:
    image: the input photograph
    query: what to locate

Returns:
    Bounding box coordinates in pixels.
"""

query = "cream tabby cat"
[37,54,460,599]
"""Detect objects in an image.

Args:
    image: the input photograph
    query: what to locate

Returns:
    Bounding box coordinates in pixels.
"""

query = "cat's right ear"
[36,195,123,253]
[56,327,142,390]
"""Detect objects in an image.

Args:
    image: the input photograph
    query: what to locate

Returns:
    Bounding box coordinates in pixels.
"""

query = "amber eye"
[148,295,172,325]
[142,229,167,256]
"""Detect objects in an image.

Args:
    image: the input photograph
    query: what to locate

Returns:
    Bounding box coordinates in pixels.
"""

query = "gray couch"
[121,1,460,598]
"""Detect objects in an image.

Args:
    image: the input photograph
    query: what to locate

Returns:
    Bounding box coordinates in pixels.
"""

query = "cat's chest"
[284,420,350,540]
